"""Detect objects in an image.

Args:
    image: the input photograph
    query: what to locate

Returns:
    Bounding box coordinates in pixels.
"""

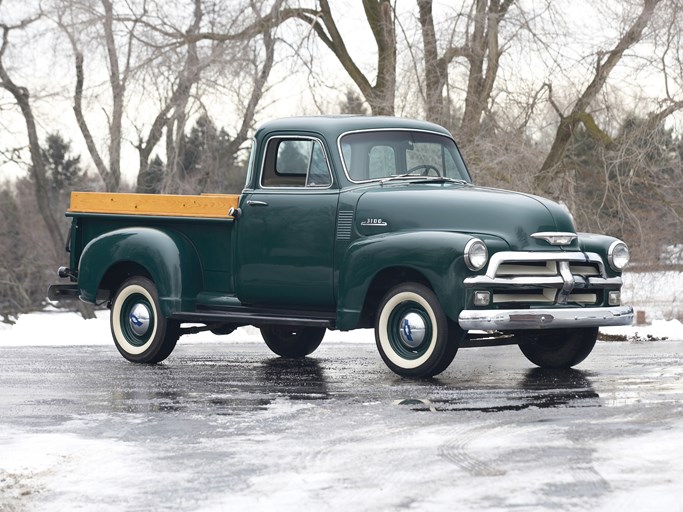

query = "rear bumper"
[47,284,80,301]
[458,306,633,330]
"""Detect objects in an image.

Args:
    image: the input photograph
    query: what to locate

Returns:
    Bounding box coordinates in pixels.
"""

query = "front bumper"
[458,306,633,330]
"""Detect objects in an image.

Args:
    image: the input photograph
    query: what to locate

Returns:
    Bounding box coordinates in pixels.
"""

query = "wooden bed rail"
[68,192,240,218]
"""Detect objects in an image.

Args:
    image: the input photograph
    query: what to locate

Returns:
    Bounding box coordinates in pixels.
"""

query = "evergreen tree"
[138,155,165,194]
[339,89,368,116]
[41,133,84,193]
[181,114,245,193]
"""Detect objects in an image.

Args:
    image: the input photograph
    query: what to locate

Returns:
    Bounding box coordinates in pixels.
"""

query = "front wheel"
[375,283,459,378]
[110,277,180,364]
[518,328,598,369]
[260,325,326,358]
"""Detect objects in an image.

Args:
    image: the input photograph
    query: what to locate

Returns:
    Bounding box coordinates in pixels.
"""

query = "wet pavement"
[1,339,682,511]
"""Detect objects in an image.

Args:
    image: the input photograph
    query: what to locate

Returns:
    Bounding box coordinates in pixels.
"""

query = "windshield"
[339,130,471,183]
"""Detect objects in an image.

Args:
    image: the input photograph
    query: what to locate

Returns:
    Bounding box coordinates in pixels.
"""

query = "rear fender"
[78,227,203,316]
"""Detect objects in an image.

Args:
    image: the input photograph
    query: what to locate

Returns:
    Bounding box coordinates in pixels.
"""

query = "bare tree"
[57,0,143,192]
[0,9,65,255]
[416,0,513,135]
[286,0,396,115]
[133,0,209,193]
[536,0,663,193]
[57,0,144,191]
[1,6,95,319]
[129,0,278,193]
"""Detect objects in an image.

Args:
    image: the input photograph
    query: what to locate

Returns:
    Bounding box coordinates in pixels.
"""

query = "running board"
[171,307,335,328]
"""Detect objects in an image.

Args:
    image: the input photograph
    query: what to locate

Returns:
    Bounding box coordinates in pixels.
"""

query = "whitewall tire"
[375,283,459,378]
[110,277,179,363]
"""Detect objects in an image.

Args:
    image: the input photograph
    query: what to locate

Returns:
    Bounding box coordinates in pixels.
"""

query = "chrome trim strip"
[587,277,623,288]
[464,275,566,288]
[531,232,578,245]
[556,261,575,304]
[458,306,634,330]
[464,275,622,289]
[480,251,606,279]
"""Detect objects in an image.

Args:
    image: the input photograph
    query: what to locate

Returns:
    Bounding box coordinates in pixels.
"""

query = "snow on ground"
[621,270,683,321]
[0,308,377,347]
[0,309,681,347]
[1,270,681,346]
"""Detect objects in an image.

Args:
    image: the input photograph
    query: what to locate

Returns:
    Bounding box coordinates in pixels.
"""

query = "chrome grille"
[464,251,621,305]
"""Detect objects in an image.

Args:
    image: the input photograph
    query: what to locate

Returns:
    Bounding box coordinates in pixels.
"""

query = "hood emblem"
[531,232,578,246]
[361,218,388,227]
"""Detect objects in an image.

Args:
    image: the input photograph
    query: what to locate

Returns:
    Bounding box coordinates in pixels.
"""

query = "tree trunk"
[1,26,95,319]
[459,0,510,139]
[417,0,447,126]
[102,0,122,192]
[287,0,396,116]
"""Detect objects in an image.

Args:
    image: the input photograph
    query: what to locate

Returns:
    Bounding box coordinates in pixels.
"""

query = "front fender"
[578,233,624,277]
[78,227,203,316]
[336,231,478,329]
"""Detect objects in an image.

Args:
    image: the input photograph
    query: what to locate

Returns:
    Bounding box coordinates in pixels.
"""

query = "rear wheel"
[110,277,180,363]
[260,325,326,358]
[518,328,598,369]
[375,283,460,378]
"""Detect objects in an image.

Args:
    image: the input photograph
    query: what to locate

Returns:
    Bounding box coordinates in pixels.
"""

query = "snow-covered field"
[621,270,683,322]
[1,270,682,346]
[1,307,681,348]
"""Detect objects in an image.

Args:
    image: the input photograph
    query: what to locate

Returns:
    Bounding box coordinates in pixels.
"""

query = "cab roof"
[254,115,453,142]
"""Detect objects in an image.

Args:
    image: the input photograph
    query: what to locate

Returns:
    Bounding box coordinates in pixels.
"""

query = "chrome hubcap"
[398,312,426,348]
[129,303,151,337]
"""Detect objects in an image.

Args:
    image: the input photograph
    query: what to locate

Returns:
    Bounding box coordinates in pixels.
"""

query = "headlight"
[464,238,488,271]
[608,241,630,271]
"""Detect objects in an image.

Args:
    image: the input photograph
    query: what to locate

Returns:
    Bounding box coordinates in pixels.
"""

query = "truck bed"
[67,192,241,296]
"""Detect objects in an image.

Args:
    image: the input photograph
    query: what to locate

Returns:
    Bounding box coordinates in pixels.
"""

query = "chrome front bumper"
[458,306,633,330]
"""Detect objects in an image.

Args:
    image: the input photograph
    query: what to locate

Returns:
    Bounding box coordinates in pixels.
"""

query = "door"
[235,136,338,308]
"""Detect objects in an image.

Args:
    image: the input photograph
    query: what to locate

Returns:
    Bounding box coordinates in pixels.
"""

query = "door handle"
[247,200,269,207]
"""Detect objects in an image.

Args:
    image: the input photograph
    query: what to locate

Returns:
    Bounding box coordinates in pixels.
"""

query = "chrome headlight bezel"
[464,238,488,271]
[608,240,630,271]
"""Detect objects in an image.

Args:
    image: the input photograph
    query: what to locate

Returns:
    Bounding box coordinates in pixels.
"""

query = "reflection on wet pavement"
[394,368,600,412]
[99,355,330,415]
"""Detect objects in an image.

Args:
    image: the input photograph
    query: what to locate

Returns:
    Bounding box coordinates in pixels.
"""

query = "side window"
[368,146,395,178]
[307,142,332,187]
[276,140,309,176]
[443,148,458,178]
[262,138,332,188]
[243,139,257,189]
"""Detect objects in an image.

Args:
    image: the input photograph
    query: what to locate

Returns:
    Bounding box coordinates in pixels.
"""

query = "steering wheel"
[406,164,441,177]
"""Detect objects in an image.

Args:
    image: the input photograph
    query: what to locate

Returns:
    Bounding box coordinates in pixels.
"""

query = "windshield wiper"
[380,174,469,186]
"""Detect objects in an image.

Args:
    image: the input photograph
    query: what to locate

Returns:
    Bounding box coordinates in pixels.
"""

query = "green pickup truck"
[49,116,633,378]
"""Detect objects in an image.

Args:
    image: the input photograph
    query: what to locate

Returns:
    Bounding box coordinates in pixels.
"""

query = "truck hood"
[353,183,578,251]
